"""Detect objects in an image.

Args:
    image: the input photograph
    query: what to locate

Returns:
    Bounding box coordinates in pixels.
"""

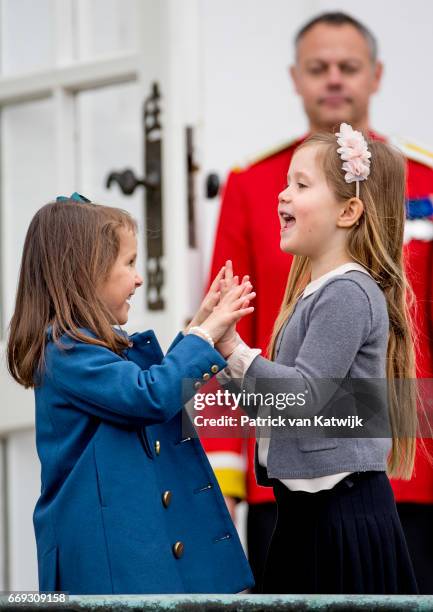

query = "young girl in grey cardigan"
[211,124,419,594]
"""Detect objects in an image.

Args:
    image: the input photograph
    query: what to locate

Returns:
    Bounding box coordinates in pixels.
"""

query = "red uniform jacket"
[204,133,433,505]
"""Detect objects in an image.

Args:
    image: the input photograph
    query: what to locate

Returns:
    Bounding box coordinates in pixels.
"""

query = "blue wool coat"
[33,328,254,595]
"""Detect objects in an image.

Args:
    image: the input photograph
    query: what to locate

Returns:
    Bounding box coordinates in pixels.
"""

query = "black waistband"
[272,470,388,503]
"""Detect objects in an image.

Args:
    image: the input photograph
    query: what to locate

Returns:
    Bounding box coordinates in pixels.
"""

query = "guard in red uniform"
[204,12,433,593]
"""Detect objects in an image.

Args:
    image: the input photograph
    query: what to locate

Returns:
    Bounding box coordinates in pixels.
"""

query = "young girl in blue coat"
[7,195,255,595]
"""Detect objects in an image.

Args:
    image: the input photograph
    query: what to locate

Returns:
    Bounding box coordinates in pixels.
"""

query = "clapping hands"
[215,260,252,357]
[187,260,255,355]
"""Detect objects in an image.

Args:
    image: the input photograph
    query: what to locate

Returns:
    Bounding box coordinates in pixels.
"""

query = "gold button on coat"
[173,541,184,558]
[194,381,201,390]
[155,440,161,455]
[202,373,210,381]
[211,365,219,374]
[162,491,172,508]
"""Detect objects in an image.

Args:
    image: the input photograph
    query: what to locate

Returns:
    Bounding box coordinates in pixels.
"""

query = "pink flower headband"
[336,123,371,198]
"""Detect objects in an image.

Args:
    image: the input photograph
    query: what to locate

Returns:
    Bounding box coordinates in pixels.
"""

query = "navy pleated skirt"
[262,471,418,594]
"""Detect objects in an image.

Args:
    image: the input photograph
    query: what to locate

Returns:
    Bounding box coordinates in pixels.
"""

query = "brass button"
[162,490,172,508]
[173,541,184,559]
[202,372,210,381]
[210,364,219,374]
[194,381,201,390]
[155,440,161,455]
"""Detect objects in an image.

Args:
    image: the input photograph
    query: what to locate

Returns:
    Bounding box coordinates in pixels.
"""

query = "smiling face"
[98,227,143,325]
[278,143,347,259]
[291,23,382,132]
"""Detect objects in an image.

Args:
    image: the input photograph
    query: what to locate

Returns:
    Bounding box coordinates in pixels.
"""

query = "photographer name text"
[193,415,364,428]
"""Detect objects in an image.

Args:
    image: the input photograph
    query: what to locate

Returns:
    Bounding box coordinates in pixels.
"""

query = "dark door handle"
[106,169,159,195]
[206,173,220,198]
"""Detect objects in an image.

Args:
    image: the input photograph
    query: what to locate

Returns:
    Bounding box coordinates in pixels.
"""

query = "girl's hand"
[200,282,255,344]
[217,261,251,357]
[215,284,251,358]
[185,265,225,333]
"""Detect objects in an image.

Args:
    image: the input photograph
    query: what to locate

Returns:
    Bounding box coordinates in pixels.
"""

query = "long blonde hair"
[268,133,417,479]
[7,200,137,389]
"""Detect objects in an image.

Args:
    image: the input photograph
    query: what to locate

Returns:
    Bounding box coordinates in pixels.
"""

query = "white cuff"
[225,342,261,381]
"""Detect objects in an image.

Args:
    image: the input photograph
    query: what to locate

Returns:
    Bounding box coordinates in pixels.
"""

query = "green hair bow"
[56,192,91,203]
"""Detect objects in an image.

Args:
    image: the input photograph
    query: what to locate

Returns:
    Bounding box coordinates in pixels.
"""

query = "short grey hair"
[295,12,378,62]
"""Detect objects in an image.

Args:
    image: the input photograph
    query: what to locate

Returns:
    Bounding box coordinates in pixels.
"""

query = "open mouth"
[280,212,296,231]
[126,293,135,304]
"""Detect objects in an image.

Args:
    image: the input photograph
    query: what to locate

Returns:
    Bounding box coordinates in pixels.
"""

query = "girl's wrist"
[221,344,237,359]
[187,325,215,348]
[217,333,241,358]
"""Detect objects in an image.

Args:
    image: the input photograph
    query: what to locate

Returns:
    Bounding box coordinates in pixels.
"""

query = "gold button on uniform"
[211,365,219,374]
[202,373,210,381]
[194,381,201,390]
[155,440,161,455]
[173,541,184,559]
[162,490,172,508]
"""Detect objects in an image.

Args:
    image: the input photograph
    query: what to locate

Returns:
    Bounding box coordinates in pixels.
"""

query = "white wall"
[7,431,39,590]
[198,0,433,275]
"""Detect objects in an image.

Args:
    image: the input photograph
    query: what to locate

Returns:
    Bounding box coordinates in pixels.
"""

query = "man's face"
[291,23,383,131]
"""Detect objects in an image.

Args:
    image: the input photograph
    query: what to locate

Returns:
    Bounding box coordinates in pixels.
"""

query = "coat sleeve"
[45,333,226,427]
[166,331,185,353]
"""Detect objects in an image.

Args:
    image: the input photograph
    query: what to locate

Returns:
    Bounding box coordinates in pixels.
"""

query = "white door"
[0,0,201,589]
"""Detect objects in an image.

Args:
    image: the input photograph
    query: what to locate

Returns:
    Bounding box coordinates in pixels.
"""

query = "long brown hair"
[7,199,137,389]
[268,133,418,479]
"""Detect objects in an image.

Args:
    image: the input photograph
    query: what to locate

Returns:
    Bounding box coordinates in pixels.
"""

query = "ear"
[371,60,383,94]
[337,197,364,228]
[290,64,301,94]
